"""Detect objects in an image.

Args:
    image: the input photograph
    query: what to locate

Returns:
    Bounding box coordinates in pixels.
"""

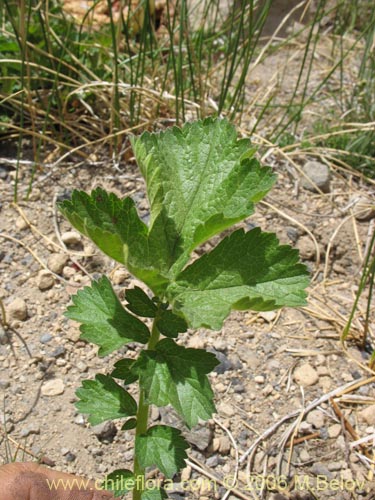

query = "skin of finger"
[0,462,115,500]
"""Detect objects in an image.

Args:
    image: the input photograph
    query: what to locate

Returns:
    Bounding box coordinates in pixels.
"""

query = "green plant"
[59,118,308,499]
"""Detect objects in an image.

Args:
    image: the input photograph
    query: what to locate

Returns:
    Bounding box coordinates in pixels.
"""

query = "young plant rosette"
[59,118,309,499]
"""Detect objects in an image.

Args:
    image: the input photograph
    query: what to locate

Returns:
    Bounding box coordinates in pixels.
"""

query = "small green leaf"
[167,228,309,329]
[125,287,157,317]
[132,339,219,428]
[121,418,137,430]
[135,425,189,477]
[111,358,139,384]
[156,309,188,338]
[103,469,134,497]
[66,276,150,356]
[76,374,137,425]
[142,488,168,500]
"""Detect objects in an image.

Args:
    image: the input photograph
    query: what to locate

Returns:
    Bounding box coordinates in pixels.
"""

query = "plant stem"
[133,317,160,500]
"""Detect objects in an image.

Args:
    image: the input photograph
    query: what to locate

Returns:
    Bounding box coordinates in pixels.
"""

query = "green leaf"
[132,339,219,427]
[142,488,168,500]
[167,228,309,329]
[76,374,137,425]
[131,118,276,274]
[111,358,139,384]
[103,469,134,497]
[66,276,150,356]
[121,418,137,430]
[156,309,188,338]
[135,425,189,477]
[125,287,157,317]
[58,188,169,292]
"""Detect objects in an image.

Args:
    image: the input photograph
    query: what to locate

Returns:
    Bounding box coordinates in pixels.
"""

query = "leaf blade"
[75,374,137,425]
[135,425,189,477]
[167,228,309,329]
[66,276,150,356]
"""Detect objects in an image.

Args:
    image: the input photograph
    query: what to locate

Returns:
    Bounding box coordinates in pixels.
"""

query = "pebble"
[62,231,82,246]
[297,235,316,261]
[41,379,65,396]
[258,311,276,322]
[294,363,319,386]
[218,402,235,418]
[310,462,333,479]
[306,410,325,429]
[254,375,265,384]
[301,160,330,193]
[206,455,219,468]
[350,195,375,221]
[359,405,375,425]
[0,379,10,390]
[48,254,69,274]
[20,424,41,437]
[15,216,28,230]
[299,449,310,462]
[76,361,88,373]
[216,436,231,455]
[185,425,213,451]
[7,297,28,321]
[328,461,343,471]
[74,415,85,426]
[0,325,9,345]
[112,268,128,285]
[37,270,55,291]
[328,423,342,438]
[40,333,53,344]
[92,421,117,442]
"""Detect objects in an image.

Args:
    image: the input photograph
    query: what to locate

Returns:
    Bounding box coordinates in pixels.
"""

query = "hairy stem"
[133,316,160,500]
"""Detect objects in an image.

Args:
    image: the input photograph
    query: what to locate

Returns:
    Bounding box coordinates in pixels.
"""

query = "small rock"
[258,311,276,322]
[37,270,55,291]
[0,325,9,345]
[217,436,231,455]
[41,379,65,396]
[206,455,219,468]
[185,424,213,451]
[350,195,375,221]
[301,161,330,193]
[74,415,85,426]
[40,333,53,344]
[208,348,237,374]
[50,346,66,358]
[64,452,76,462]
[254,375,265,384]
[15,216,28,230]
[7,297,28,321]
[112,268,128,285]
[299,449,310,462]
[20,424,41,437]
[262,384,273,396]
[328,461,343,471]
[218,402,235,417]
[0,379,10,390]
[328,423,342,438]
[76,361,88,373]
[299,421,313,434]
[62,231,82,246]
[359,405,375,425]
[48,254,69,274]
[297,236,316,261]
[306,410,325,429]
[92,421,117,442]
[294,363,319,386]
[310,462,333,479]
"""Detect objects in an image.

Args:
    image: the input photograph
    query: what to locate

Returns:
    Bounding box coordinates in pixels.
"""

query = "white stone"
[301,161,330,193]
[112,268,128,285]
[294,363,318,386]
[41,379,65,396]
[62,231,81,245]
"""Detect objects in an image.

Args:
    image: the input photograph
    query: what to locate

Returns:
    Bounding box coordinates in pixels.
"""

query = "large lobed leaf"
[59,119,276,293]
[65,276,150,356]
[132,338,219,428]
[167,228,309,329]
[131,118,276,274]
